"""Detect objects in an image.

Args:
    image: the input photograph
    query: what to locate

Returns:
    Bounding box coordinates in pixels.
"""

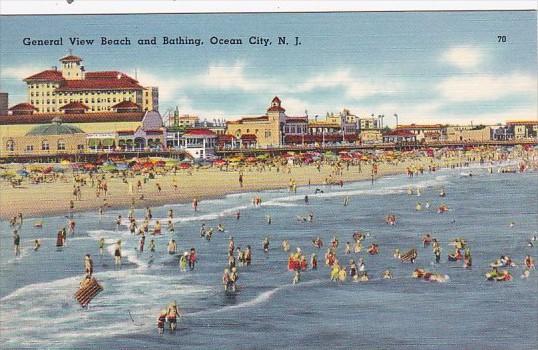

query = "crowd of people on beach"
[5,146,538,334]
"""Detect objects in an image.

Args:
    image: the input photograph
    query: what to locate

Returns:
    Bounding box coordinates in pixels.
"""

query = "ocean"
[1,164,537,350]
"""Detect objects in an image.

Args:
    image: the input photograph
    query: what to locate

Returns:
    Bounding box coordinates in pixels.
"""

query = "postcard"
[0,3,537,349]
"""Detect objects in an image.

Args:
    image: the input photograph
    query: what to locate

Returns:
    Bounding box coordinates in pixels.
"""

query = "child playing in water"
[157,310,166,335]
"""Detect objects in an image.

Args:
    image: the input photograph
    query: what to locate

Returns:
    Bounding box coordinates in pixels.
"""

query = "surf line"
[187,279,325,317]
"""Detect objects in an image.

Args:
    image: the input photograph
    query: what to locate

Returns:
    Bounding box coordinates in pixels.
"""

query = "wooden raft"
[75,278,103,307]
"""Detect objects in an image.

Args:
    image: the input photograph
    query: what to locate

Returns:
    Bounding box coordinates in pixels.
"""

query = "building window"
[57,140,66,151]
[25,145,33,152]
[41,140,49,151]
[6,139,14,152]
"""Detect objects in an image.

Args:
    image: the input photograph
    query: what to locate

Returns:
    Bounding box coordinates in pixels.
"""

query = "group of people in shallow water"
[7,152,537,336]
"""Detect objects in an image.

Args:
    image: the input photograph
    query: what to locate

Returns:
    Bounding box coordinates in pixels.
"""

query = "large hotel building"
[24,54,158,114]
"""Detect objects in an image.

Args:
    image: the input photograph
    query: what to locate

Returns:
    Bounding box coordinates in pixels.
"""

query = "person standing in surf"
[13,230,21,257]
[114,240,122,267]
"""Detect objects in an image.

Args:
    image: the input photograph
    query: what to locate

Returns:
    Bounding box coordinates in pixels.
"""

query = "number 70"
[497,35,507,42]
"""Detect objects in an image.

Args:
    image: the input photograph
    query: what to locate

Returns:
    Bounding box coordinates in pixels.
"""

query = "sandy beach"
[0,157,446,220]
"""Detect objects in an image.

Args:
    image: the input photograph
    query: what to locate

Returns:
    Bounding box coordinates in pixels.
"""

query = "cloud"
[1,65,40,81]
[441,46,483,69]
[197,62,272,92]
[296,69,402,99]
[436,72,536,102]
[136,69,185,102]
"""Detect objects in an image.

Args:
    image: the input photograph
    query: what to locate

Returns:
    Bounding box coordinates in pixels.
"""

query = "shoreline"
[1,159,432,221]
[3,147,530,222]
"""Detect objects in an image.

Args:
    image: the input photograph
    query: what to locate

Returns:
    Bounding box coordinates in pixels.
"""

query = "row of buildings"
[1,54,537,160]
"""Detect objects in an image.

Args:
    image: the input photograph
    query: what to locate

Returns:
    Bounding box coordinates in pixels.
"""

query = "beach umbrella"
[154,160,166,167]
[1,170,16,179]
[131,163,143,171]
[60,159,70,165]
[16,169,29,177]
[165,159,179,167]
[246,156,257,163]
[28,164,44,172]
[142,161,154,169]
[52,165,65,173]
[83,163,97,171]
[213,159,227,166]
[100,164,117,172]
[179,163,192,169]
[116,163,129,171]
[42,166,53,174]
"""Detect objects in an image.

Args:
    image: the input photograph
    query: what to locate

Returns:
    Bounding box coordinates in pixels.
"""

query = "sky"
[0,11,536,126]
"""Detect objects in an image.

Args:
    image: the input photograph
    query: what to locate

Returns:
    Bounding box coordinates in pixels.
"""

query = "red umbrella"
[154,160,166,167]
[179,163,191,169]
[142,161,154,169]
[131,163,143,171]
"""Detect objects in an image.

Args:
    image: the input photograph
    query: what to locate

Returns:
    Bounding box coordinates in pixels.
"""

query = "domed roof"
[26,117,85,136]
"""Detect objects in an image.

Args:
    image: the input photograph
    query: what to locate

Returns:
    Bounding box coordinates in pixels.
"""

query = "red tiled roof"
[56,75,143,91]
[112,100,141,109]
[272,96,281,104]
[8,103,38,111]
[60,55,82,62]
[0,112,145,125]
[218,134,237,141]
[24,70,64,82]
[24,69,143,90]
[183,128,217,137]
[59,101,89,110]
[267,106,285,112]
[85,71,137,82]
